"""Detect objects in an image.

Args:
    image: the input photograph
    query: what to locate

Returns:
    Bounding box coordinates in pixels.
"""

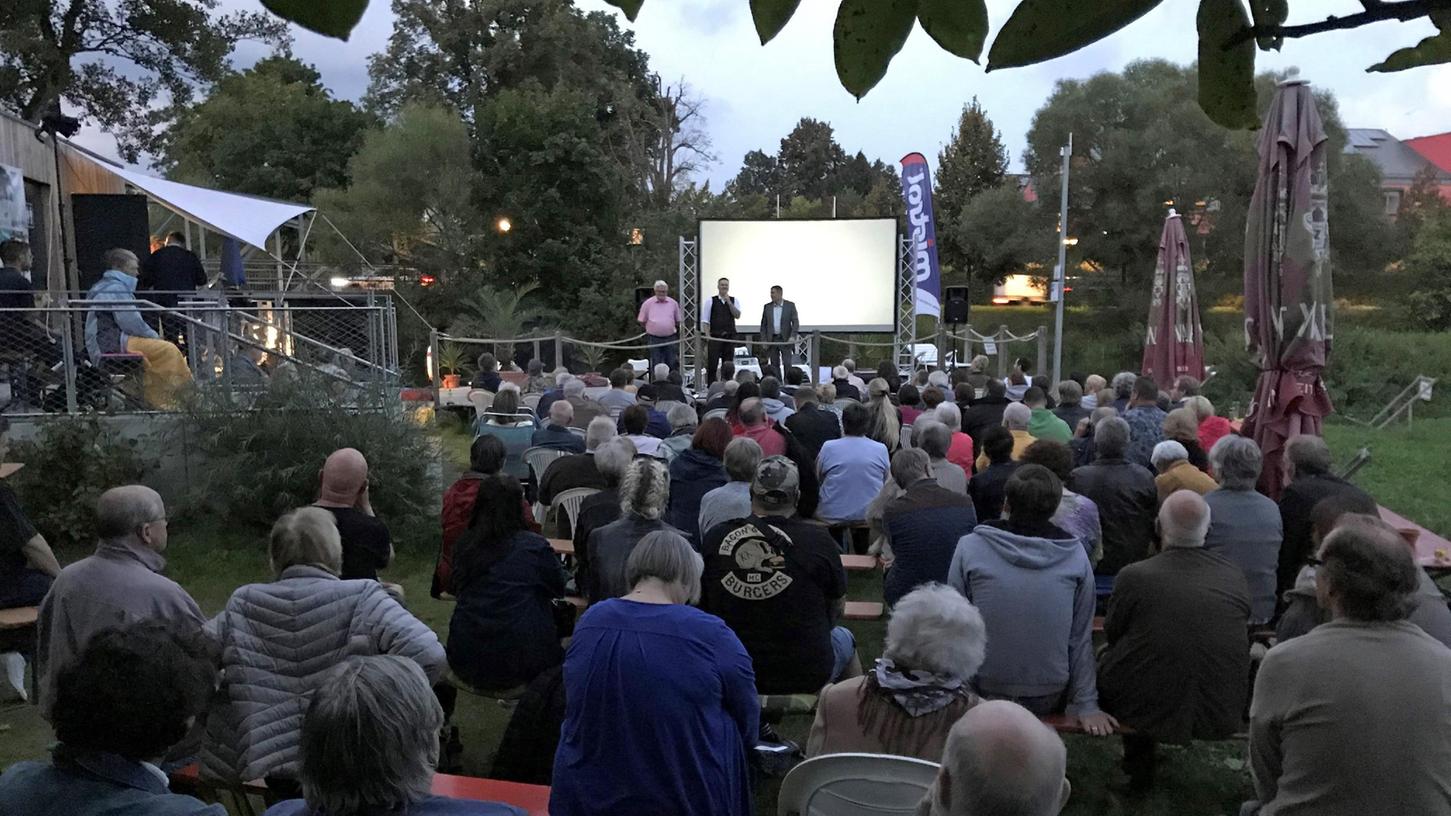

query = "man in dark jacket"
[531,400,586,453]
[962,379,1011,449]
[1275,435,1373,597]
[968,427,1019,522]
[881,449,977,606]
[1053,380,1091,429]
[137,232,207,345]
[784,387,840,459]
[0,240,62,405]
[1069,417,1157,580]
[1098,490,1251,791]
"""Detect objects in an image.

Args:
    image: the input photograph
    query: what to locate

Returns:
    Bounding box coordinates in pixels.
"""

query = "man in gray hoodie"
[759,376,795,424]
[948,465,1117,736]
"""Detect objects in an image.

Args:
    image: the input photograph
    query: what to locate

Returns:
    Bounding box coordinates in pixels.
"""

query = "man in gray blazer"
[758,285,799,376]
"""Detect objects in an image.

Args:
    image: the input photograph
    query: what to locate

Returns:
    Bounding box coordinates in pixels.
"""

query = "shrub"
[9,416,154,545]
[176,378,439,546]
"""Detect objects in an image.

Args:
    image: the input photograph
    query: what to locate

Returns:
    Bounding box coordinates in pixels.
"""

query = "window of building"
[1384,189,1402,216]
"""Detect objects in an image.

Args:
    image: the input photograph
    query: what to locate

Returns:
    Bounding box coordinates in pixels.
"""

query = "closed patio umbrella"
[1141,210,1205,385]
[1241,75,1334,499]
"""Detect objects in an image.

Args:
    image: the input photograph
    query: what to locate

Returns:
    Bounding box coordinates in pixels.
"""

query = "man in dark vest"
[702,276,740,385]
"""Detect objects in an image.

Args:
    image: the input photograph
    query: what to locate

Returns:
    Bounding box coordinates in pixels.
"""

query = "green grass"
[1325,417,1451,538]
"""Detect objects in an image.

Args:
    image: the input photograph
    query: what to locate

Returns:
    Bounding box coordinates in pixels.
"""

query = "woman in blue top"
[550,530,759,816]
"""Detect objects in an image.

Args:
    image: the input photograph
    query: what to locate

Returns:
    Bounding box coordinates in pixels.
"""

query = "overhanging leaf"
[987,0,1164,71]
[260,0,368,39]
[834,0,919,99]
[751,0,803,44]
[1248,0,1288,50]
[1369,9,1451,72]
[1197,0,1258,129]
[918,0,989,61]
[603,0,644,21]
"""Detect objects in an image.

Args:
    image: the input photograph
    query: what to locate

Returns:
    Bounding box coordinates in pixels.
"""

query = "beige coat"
[1155,459,1219,503]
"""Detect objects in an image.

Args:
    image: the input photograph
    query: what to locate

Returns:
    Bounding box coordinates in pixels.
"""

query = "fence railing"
[0,290,399,415]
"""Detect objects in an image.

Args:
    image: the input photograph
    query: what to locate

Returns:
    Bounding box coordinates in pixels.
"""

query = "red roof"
[1405,132,1451,174]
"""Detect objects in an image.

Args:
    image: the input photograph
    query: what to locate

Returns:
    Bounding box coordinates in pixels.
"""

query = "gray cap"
[751,455,799,510]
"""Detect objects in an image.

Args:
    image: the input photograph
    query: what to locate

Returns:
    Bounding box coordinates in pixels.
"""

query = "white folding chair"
[467,389,495,420]
[703,407,728,421]
[549,487,600,534]
[522,393,543,411]
[523,446,569,483]
[899,423,913,449]
[777,753,940,816]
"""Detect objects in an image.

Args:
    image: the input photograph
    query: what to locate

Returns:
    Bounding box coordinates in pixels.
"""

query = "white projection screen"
[698,218,898,332]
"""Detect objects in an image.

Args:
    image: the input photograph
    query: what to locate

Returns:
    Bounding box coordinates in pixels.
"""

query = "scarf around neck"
[872,658,967,717]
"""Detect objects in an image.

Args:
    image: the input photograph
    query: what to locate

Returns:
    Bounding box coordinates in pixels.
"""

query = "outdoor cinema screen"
[698,218,897,333]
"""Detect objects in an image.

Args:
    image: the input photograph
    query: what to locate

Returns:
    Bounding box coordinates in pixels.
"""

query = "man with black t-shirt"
[0,441,61,612]
[702,277,741,386]
[313,448,393,583]
[700,456,857,694]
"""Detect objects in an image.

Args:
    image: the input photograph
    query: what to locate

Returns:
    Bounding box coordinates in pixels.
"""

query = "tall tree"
[775,117,849,200]
[725,150,781,199]
[0,0,287,161]
[157,57,375,202]
[623,79,715,209]
[952,185,1052,290]
[935,97,1009,275]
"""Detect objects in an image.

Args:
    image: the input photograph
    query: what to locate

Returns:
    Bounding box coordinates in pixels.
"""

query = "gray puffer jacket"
[199,566,446,783]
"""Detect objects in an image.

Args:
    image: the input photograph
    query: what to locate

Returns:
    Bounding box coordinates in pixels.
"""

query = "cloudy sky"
[83,0,1451,188]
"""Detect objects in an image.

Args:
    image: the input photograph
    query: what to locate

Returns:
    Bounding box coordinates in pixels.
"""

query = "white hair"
[1160,490,1211,548]
[269,507,343,576]
[1150,439,1188,469]
[927,370,950,388]
[653,363,670,381]
[555,370,573,387]
[934,402,962,431]
[832,365,849,380]
[563,378,586,397]
[498,381,520,393]
[928,702,1068,816]
[886,584,986,680]
[652,279,668,289]
[627,530,703,605]
[667,403,697,431]
[549,399,574,426]
[1002,402,1031,430]
[1209,434,1262,491]
[585,416,616,450]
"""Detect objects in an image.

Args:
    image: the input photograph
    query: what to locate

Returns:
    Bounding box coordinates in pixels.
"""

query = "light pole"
[1051,133,1072,386]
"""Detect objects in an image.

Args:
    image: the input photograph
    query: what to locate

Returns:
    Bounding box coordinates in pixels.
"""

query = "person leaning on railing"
[0,240,63,407]
[83,248,192,409]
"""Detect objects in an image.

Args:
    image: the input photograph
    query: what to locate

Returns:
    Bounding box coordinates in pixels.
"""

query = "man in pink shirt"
[636,279,683,372]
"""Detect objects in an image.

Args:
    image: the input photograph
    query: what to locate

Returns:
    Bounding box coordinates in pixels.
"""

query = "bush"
[9,416,154,545]
[176,378,439,546]
[1406,211,1451,331]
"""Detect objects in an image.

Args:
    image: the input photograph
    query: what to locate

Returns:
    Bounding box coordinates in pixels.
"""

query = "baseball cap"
[636,383,658,402]
[751,455,799,511]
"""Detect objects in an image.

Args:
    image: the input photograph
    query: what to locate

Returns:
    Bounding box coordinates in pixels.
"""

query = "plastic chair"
[899,423,913,449]
[777,753,941,816]
[522,392,543,411]
[703,407,728,421]
[472,422,533,479]
[523,446,570,483]
[467,389,495,420]
[550,487,600,534]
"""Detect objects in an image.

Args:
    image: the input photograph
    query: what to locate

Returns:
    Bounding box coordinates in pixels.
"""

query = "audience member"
[1070,406,1117,468]
[538,417,613,505]
[1167,375,1200,409]
[448,476,567,692]
[1052,380,1089,429]
[916,700,1072,816]
[1245,517,1451,816]
[1080,374,1107,411]
[842,358,867,393]
[963,379,1010,446]
[1276,434,1372,597]
[433,435,540,597]
[562,378,604,429]
[597,368,638,417]
[0,241,62,405]
[618,404,661,456]
[1161,407,1209,471]
[701,456,857,694]
[584,457,679,602]
[0,623,222,816]
[875,360,902,393]
[36,485,203,716]
[920,385,946,418]
[952,383,976,422]
[934,402,977,474]
[534,371,571,419]
[1108,372,1136,414]
[651,363,687,403]
[898,384,924,425]
[551,532,757,816]
[1031,375,1056,409]
[1097,491,1251,792]
[200,508,445,788]
[569,438,635,588]
[314,448,393,583]
[807,584,983,761]
[705,360,736,400]
[1069,417,1157,578]
[531,400,585,453]
[471,353,502,392]
[865,378,901,451]
[698,437,764,542]
[1185,395,1233,455]
[1121,377,1166,469]
[759,376,795,423]
[1204,436,1282,624]
[969,427,1020,522]
[974,402,1033,472]
[0,420,61,612]
[625,384,671,438]
[665,417,731,545]
[736,397,786,457]
[267,656,524,816]
[1021,440,1103,566]
[481,387,534,429]
[831,365,861,401]
[521,358,548,394]
[84,248,192,408]
[816,402,889,525]
[703,378,738,414]
[781,386,839,462]
[880,450,978,607]
[1151,440,1217,503]
[1025,387,1071,443]
[1005,369,1030,402]
[654,403,699,463]
[948,465,1113,733]
[916,419,967,495]
[963,355,991,397]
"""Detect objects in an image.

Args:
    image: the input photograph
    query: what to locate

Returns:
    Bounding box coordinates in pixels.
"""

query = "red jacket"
[432,474,540,597]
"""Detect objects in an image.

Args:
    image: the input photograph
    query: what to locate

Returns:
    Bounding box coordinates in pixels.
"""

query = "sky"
[76,0,1451,189]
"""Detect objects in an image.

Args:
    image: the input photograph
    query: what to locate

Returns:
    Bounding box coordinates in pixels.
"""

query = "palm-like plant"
[453,282,555,360]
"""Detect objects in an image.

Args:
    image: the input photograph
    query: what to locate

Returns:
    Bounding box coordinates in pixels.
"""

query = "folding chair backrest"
[899,423,913,449]
[552,487,600,533]
[523,446,569,482]
[468,389,495,419]
[522,393,543,411]
[703,408,728,422]
[473,423,534,479]
[777,753,940,816]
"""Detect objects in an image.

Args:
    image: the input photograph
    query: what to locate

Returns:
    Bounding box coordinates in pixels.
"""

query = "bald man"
[35,485,204,716]
[314,448,393,581]
[917,700,1070,816]
[1097,490,1251,791]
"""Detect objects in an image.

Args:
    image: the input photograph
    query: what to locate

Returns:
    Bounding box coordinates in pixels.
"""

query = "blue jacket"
[882,479,978,606]
[0,748,224,816]
[665,448,727,546]
[84,270,159,363]
[531,423,585,453]
[448,531,568,691]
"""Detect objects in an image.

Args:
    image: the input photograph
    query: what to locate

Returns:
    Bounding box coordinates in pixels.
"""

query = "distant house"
[1405,132,1451,176]
[1344,128,1451,216]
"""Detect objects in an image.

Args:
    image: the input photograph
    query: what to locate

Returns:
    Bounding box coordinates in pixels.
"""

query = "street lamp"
[496,217,512,234]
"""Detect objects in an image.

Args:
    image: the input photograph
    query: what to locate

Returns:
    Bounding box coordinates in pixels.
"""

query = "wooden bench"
[843,601,883,620]
[549,538,574,556]
[171,766,552,816]
[1041,713,1136,736]
[552,538,880,572]
[0,606,38,631]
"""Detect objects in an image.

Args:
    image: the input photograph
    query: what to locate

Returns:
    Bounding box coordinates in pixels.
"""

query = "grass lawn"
[1,421,1262,816]
[1324,417,1451,539]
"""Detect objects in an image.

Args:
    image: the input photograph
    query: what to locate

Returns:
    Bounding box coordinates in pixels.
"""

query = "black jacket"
[137,245,206,307]
[1276,473,1373,596]
[963,396,1010,447]
[785,404,841,459]
[1069,457,1158,575]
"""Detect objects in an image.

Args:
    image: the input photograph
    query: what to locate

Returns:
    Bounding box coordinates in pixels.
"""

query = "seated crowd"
[2,359,1449,816]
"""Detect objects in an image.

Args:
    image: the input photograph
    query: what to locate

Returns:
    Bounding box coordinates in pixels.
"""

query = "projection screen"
[698,218,898,332]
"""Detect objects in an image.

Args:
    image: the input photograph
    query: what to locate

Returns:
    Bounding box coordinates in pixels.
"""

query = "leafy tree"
[0,0,287,161]
[1397,165,1451,240]
[452,281,556,358]
[935,97,1009,274]
[952,184,1052,290]
[157,56,376,202]
[726,150,782,198]
[622,79,715,208]
[776,117,849,200]
[1407,210,1451,330]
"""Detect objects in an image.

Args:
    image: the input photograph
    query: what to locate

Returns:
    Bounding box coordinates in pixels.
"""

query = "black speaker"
[943,286,971,324]
[72,194,150,290]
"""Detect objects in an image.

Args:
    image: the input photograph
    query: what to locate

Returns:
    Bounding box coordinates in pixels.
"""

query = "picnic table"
[1379,505,1451,570]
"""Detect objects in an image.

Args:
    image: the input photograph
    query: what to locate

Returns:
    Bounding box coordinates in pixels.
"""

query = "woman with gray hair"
[697,436,763,540]
[1204,435,1282,624]
[582,456,680,602]
[806,583,985,761]
[551,531,757,816]
[655,402,700,463]
[201,508,446,791]
[266,655,523,816]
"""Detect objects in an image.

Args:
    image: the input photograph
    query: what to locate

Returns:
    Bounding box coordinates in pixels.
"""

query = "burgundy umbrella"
[1141,210,1205,385]
[1241,76,1334,499]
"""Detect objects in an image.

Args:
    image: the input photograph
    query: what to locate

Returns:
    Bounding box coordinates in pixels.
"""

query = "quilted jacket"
[199,566,446,783]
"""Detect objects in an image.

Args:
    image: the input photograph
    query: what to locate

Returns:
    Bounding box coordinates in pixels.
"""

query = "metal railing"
[0,290,400,415]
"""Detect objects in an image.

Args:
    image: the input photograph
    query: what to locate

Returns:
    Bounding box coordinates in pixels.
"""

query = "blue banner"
[900,152,942,319]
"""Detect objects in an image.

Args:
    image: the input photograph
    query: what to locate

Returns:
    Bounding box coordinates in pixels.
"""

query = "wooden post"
[997,326,1010,378]
[1037,325,1048,379]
